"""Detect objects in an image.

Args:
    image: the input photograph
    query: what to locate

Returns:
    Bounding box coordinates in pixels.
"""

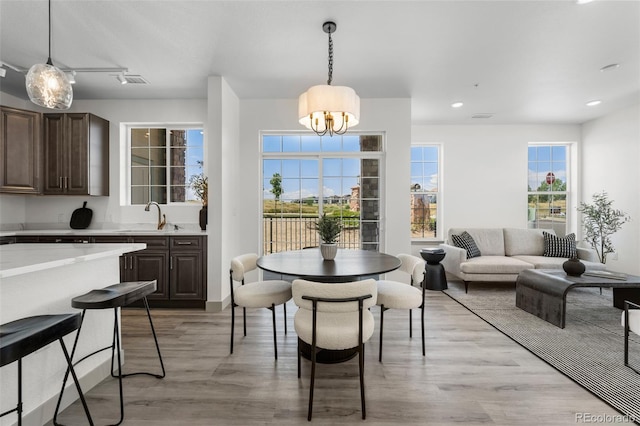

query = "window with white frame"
[128,126,204,205]
[527,144,569,235]
[410,145,440,240]
[262,133,384,254]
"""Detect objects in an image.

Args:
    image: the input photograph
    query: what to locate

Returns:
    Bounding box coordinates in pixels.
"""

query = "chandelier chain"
[327,31,333,85]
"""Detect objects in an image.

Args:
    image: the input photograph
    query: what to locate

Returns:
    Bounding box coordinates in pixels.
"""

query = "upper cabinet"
[43,113,109,196]
[0,106,42,194]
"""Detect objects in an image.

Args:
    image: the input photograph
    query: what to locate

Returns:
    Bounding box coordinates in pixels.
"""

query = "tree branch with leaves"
[577,191,630,264]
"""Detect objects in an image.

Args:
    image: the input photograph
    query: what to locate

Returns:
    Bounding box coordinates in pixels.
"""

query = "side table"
[420,248,448,290]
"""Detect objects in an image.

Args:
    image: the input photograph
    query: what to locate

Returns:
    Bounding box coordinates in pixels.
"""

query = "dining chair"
[292,278,377,421]
[229,253,292,360]
[623,300,640,374]
[376,253,426,362]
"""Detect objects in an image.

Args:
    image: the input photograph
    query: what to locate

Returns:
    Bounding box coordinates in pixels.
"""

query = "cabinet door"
[65,114,89,194]
[0,106,41,194]
[126,251,170,300]
[170,251,203,300]
[43,114,65,194]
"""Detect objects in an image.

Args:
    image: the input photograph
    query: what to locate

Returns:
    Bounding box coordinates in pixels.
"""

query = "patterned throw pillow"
[451,231,482,259]
[543,231,577,258]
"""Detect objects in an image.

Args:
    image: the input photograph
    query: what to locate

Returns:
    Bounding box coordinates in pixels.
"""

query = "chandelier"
[25,0,73,109]
[298,21,360,137]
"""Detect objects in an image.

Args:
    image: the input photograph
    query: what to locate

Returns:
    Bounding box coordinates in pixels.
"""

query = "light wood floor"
[51,285,627,425]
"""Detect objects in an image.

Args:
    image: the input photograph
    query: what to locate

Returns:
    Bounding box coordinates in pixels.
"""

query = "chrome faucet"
[145,201,167,230]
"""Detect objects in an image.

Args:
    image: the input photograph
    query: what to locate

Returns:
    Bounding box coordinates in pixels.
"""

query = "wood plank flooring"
[51,287,627,425]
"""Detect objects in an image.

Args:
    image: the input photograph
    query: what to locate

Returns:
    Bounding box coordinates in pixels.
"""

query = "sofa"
[439,227,606,292]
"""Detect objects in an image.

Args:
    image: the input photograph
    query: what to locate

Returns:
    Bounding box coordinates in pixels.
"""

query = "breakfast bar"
[0,243,145,426]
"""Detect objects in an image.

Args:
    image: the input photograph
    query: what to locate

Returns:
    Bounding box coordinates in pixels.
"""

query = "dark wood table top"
[257,249,401,282]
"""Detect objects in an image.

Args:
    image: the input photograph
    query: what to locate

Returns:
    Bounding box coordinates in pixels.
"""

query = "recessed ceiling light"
[586,100,602,107]
[576,0,594,4]
[451,102,464,108]
[600,63,620,72]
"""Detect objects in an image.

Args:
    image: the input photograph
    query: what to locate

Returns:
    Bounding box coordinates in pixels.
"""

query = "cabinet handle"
[65,176,69,189]
[170,256,173,270]
[176,241,192,245]
[59,176,63,189]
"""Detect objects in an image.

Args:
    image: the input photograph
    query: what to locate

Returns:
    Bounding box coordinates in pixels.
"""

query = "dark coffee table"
[420,249,448,290]
[515,269,640,328]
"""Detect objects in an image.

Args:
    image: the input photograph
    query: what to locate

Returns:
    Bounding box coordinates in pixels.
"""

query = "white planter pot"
[320,243,338,261]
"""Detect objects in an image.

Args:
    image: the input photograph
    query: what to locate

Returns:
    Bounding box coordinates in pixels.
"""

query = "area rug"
[443,281,640,423]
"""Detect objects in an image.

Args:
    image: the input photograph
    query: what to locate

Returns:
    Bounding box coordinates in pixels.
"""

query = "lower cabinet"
[16,234,207,309]
[121,236,206,309]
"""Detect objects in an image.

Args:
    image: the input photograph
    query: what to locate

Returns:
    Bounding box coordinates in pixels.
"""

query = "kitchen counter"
[0,242,146,278]
[0,228,205,238]
[0,243,145,425]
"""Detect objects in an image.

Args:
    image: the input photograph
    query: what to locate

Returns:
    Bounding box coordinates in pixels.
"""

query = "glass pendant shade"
[298,84,360,134]
[26,61,73,109]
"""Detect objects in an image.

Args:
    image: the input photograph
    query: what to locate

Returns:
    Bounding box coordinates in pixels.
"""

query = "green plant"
[189,173,208,206]
[315,213,342,244]
[577,191,630,264]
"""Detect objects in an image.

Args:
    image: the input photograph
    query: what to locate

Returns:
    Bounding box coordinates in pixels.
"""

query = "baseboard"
[206,295,230,312]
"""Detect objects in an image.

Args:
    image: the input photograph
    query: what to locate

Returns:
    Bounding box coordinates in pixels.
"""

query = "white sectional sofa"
[439,227,606,292]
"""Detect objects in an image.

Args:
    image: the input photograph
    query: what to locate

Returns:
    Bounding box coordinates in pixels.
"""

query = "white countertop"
[0,228,205,237]
[0,243,146,279]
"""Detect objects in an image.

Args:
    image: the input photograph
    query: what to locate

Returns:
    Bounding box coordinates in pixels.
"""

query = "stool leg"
[54,310,88,426]
[112,307,125,426]
[59,338,94,426]
[112,298,165,379]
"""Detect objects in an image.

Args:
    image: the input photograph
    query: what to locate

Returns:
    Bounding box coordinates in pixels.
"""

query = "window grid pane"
[528,144,568,235]
[129,126,204,205]
[411,146,439,239]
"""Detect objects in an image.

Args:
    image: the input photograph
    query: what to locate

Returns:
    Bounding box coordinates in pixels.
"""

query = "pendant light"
[298,21,360,137]
[25,0,73,109]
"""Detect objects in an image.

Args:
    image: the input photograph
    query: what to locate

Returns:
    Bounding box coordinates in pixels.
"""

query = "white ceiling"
[1,0,639,125]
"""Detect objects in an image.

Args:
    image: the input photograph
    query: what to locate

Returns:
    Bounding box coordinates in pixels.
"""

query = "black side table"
[420,249,448,290]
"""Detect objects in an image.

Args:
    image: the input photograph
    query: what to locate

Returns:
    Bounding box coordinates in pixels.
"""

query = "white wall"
[581,104,640,275]
[412,124,581,236]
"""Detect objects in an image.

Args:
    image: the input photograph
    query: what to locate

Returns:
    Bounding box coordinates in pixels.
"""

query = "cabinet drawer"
[93,236,132,243]
[170,236,203,250]
[132,236,169,248]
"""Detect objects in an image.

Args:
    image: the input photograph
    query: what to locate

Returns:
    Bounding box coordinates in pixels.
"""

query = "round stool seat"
[72,280,157,310]
[1,313,81,367]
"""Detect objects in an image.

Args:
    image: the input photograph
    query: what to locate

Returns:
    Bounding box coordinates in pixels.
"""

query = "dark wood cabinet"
[170,237,206,301]
[43,113,109,195]
[122,237,171,301]
[0,106,42,194]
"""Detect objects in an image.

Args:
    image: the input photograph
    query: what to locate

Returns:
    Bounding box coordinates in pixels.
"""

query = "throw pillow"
[543,231,577,258]
[451,231,482,259]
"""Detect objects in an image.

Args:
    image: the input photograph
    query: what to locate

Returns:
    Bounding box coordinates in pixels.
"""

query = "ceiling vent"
[472,113,494,119]
[122,74,149,84]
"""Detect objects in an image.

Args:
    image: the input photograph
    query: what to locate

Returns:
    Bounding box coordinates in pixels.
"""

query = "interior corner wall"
[238,98,412,265]
[411,124,581,235]
[581,103,640,275]
[207,76,240,309]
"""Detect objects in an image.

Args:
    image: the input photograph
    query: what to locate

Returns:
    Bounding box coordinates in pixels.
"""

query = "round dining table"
[256,248,401,282]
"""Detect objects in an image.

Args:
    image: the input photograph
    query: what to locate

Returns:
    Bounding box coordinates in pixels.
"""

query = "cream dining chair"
[376,253,426,362]
[292,278,377,420]
[229,253,292,360]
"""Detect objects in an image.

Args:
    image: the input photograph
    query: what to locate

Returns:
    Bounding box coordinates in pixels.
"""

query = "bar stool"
[1,313,93,426]
[54,281,165,426]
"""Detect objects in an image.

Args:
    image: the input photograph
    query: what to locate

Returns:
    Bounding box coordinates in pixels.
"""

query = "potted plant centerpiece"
[190,173,208,230]
[315,213,342,260]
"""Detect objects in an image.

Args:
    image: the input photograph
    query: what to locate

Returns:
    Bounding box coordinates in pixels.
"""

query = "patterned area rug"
[444,281,640,423]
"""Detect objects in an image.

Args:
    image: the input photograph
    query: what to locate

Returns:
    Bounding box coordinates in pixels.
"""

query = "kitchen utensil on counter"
[70,201,93,229]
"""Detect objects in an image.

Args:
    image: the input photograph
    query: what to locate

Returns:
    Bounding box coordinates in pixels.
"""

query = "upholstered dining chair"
[229,253,292,360]
[623,300,640,373]
[376,253,426,362]
[292,278,377,421]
